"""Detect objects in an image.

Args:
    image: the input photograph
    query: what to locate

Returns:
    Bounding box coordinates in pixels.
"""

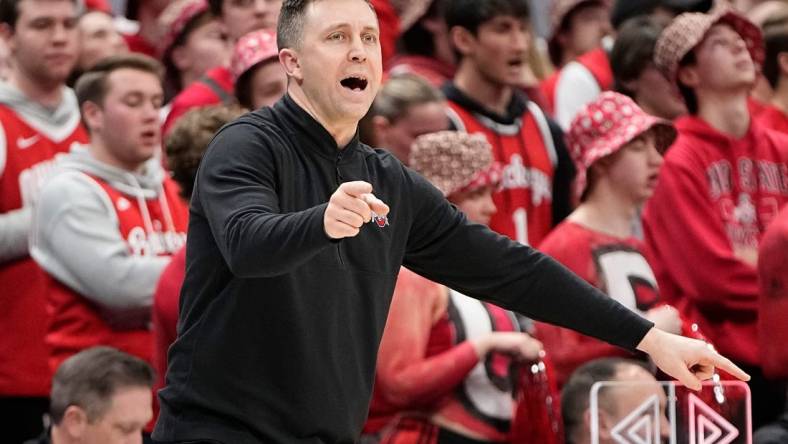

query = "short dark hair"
[208,0,222,16]
[277,0,374,50]
[561,358,651,444]
[50,346,155,425]
[445,0,529,36]
[0,0,77,28]
[611,15,669,98]
[677,51,699,115]
[763,20,788,89]
[75,53,164,110]
[166,105,245,199]
[400,0,445,57]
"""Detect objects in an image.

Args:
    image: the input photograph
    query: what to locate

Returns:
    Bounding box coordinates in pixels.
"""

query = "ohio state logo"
[371,211,389,227]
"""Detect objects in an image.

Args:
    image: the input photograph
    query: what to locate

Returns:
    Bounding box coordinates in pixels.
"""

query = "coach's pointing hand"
[325,181,390,239]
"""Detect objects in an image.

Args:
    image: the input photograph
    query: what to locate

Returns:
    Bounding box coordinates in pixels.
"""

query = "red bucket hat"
[654,6,764,84]
[158,0,210,58]
[230,29,279,82]
[566,91,677,200]
[409,131,502,198]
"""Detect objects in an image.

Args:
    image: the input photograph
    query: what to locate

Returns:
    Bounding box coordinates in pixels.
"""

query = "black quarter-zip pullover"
[153,95,653,444]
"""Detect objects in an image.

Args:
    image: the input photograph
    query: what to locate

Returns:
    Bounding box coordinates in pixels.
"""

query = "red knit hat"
[230,29,279,82]
[654,6,764,84]
[158,0,210,58]
[566,91,677,200]
[409,131,502,198]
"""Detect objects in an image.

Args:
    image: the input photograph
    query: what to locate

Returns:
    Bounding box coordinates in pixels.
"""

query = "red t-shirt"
[536,221,660,386]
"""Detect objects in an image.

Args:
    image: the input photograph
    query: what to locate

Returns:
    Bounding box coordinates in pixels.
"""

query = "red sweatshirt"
[643,115,788,366]
[755,104,788,135]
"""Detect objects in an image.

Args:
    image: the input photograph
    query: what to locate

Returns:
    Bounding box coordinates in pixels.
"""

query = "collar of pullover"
[442,82,528,126]
[275,94,360,161]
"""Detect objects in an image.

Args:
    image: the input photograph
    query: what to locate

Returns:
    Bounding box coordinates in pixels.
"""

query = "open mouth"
[507,58,524,68]
[141,130,158,140]
[340,75,368,92]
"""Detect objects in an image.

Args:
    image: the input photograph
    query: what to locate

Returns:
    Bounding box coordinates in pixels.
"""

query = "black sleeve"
[195,122,333,278]
[402,169,653,352]
[549,118,576,226]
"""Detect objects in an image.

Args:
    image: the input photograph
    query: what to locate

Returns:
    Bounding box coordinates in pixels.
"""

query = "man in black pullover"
[153,1,750,443]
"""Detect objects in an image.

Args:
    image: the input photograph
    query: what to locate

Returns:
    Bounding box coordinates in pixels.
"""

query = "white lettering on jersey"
[17,153,67,206]
[127,226,186,257]
[500,154,552,205]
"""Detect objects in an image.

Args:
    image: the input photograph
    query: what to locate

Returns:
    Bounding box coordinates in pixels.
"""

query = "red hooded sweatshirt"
[643,115,788,366]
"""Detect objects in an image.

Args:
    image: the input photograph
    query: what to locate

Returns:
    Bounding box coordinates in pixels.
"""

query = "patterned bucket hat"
[654,6,764,84]
[566,91,677,200]
[409,131,502,198]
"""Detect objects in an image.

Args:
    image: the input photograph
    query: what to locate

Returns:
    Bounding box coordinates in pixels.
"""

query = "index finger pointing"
[709,353,750,382]
[362,193,390,217]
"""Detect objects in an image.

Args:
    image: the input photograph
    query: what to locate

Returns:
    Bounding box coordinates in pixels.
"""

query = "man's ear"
[170,45,191,72]
[677,64,700,89]
[279,48,302,82]
[778,51,788,77]
[371,115,391,137]
[60,405,89,438]
[0,23,15,53]
[449,26,475,59]
[81,101,103,132]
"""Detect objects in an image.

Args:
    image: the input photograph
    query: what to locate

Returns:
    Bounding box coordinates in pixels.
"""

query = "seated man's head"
[566,92,676,207]
[562,358,669,444]
[655,8,763,114]
[549,0,612,67]
[166,104,245,201]
[366,74,448,164]
[611,15,686,120]
[446,0,533,88]
[49,346,155,444]
[76,10,128,74]
[76,53,165,172]
[231,29,287,110]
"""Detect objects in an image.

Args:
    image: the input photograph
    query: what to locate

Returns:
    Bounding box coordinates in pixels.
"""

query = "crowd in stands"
[0,0,786,443]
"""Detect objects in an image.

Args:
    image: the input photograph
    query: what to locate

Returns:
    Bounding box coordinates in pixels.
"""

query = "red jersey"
[758,205,788,379]
[45,174,188,372]
[755,104,788,135]
[445,86,557,246]
[0,103,87,397]
[643,116,788,366]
